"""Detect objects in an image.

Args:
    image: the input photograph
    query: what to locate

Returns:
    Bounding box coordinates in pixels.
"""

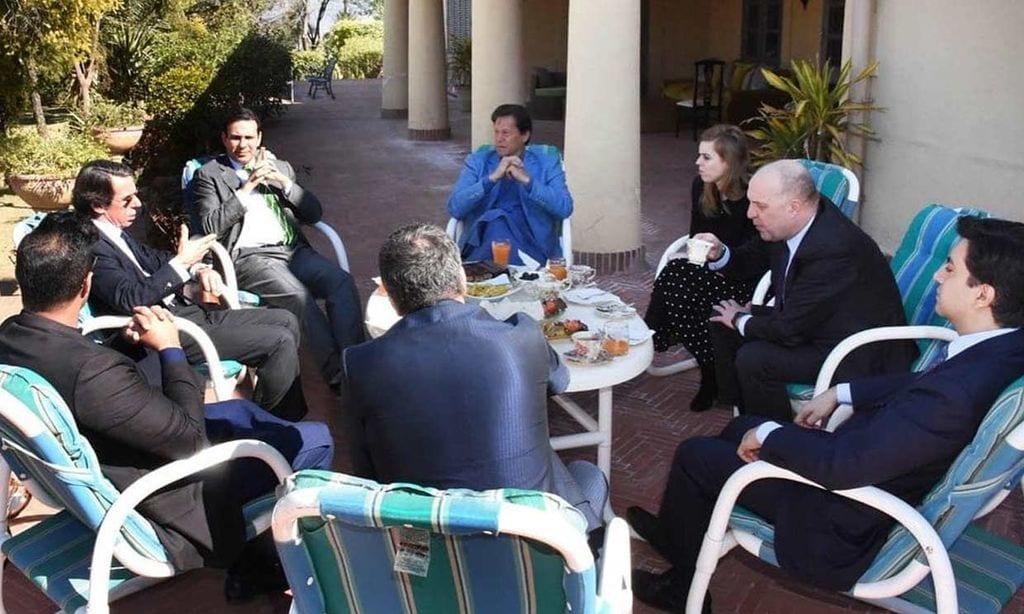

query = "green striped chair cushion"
[797,160,856,219]
[0,366,170,564]
[276,470,597,614]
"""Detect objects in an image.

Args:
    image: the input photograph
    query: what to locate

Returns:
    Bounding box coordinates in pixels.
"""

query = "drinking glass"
[547,257,568,281]
[602,322,630,357]
[491,239,512,266]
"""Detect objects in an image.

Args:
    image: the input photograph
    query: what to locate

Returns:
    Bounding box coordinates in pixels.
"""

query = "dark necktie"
[771,243,790,308]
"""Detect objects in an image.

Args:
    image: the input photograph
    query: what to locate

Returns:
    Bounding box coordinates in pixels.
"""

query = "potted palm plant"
[0,128,109,210]
[448,37,471,112]
[745,58,879,169]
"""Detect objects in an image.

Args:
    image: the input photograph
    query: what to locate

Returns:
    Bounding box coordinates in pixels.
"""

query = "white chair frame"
[445,217,574,268]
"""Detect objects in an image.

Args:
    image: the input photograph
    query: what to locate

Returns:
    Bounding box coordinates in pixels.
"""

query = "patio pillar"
[381,0,409,118]
[470,0,525,148]
[407,0,450,140]
[842,0,876,224]
[563,0,642,271]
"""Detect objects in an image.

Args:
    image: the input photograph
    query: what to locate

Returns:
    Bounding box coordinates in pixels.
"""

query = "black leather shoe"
[632,568,711,613]
[626,506,672,559]
[689,366,717,412]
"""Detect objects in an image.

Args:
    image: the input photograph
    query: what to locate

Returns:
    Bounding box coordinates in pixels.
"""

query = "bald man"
[696,160,915,420]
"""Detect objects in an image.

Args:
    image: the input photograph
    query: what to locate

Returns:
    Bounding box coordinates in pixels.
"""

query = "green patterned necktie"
[244,164,296,246]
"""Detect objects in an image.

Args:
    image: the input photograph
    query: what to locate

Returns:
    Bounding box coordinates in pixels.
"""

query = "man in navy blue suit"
[341,223,606,531]
[629,216,1024,612]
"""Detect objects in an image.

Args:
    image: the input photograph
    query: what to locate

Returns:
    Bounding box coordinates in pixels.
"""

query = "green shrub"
[291,49,327,80]
[0,127,110,177]
[325,19,383,50]
[148,65,213,120]
[335,35,383,79]
[73,96,148,130]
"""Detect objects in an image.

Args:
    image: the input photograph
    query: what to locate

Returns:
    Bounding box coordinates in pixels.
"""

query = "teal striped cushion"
[278,470,595,614]
[2,510,137,613]
[0,366,170,565]
[798,160,855,219]
[194,359,245,379]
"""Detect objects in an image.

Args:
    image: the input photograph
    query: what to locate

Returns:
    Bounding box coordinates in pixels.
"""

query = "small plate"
[562,348,613,365]
[594,301,637,319]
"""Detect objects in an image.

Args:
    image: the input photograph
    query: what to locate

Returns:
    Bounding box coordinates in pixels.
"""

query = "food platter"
[465,281,520,301]
[541,318,589,340]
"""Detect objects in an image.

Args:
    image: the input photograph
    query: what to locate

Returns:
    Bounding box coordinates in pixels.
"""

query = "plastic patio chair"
[647,159,859,377]
[446,143,573,267]
[0,365,292,613]
[307,57,337,100]
[272,469,633,614]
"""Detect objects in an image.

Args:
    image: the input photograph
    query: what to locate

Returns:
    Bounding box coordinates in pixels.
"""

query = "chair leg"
[327,80,334,99]
[307,82,314,98]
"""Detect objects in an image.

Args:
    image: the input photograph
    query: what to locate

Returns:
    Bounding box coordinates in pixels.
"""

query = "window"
[821,0,846,67]
[741,0,782,66]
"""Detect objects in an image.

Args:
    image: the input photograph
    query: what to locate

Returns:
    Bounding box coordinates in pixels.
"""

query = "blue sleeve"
[447,152,496,219]
[524,152,573,219]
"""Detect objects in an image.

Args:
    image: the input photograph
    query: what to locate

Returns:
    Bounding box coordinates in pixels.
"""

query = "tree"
[0,0,120,135]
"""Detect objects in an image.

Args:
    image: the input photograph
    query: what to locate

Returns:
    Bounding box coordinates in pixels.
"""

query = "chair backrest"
[322,57,337,80]
[0,365,174,575]
[861,375,1024,584]
[181,155,216,234]
[798,159,860,219]
[693,58,726,107]
[888,204,992,369]
[274,469,601,614]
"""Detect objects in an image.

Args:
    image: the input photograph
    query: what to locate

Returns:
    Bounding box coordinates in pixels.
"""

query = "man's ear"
[91,205,107,218]
[975,282,996,311]
[81,271,93,300]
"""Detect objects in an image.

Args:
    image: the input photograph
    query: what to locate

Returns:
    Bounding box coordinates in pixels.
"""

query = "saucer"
[562,348,613,365]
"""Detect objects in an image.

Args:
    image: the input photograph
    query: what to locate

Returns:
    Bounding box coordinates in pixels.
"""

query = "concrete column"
[842,0,876,223]
[381,0,409,118]
[407,0,450,140]
[470,0,525,148]
[563,0,641,271]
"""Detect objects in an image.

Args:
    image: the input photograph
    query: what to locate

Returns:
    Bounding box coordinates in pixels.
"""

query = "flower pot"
[91,126,144,155]
[456,85,471,112]
[6,174,74,211]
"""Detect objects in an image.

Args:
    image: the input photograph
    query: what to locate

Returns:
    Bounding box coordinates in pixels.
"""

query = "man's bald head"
[746,160,820,242]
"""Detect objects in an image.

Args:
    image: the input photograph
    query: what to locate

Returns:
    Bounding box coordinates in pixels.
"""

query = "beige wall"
[781,0,823,62]
[523,0,569,73]
[860,1,1024,251]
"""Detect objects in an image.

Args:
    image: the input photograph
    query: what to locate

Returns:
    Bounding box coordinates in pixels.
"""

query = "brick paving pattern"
[5,79,1024,613]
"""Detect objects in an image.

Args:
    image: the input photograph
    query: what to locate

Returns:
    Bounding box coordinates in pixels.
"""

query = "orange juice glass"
[602,322,630,356]
[491,240,512,266]
[547,257,568,281]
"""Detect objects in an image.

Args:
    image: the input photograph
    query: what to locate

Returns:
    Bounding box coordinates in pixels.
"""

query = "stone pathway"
[5,79,1023,613]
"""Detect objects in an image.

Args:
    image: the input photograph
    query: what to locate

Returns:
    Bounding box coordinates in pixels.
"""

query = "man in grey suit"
[341,224,607,532]
[191,108,363,385]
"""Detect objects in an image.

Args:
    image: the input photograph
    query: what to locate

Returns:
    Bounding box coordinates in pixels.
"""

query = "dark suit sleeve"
[338,350,377,479]
[273,160,322,224]
[742,245,862,345]
[73,350,207,461]
[720,236,771,281]
[91,242,187,314]
[193,163,248,239]
[849,372,919,407]
[759,380,970,490]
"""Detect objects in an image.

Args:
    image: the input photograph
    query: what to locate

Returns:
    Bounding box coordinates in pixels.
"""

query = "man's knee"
[735,341,778,380]
[294,421,334,470]
[264,308,302,343]
[719,414,773,443]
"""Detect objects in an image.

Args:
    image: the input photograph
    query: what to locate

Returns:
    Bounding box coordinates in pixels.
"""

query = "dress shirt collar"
[227,156,244,171]
[92,217,126,244]
[948,327,1018,359]
[786,211,817,259]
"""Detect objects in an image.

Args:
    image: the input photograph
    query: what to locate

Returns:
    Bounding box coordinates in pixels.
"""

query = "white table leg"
[597,386,613,480]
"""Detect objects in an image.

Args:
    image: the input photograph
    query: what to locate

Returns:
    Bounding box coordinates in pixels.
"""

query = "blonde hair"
[698,124,751,217]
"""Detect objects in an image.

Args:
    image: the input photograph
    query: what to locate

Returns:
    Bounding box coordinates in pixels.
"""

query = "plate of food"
[463,260,509,283]
[562,348,613,365]
[541,318,589,340]
[466,280,520,301]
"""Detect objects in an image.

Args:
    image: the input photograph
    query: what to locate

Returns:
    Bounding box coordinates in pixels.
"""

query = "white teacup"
[686,237,714,265]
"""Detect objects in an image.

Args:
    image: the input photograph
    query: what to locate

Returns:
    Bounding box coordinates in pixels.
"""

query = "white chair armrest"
[81,316,231,402]
[207,242,241,310]
[751,271,772,306]
[656,234,691,279]
[445,217,462,242]
[310,221,350,273]
[690,460,957,614]
[86,440,293,613]
[598,516,633,614]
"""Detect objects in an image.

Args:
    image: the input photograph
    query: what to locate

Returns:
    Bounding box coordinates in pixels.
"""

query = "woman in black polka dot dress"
[644,124,761,411]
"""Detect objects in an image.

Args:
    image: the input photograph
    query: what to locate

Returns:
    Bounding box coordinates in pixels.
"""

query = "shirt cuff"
[158,347,187,365]
[755,421,783,444]
[708,245,731,270]
[168,259,190,283]
[736,314,751,336]
[836,383,853,405]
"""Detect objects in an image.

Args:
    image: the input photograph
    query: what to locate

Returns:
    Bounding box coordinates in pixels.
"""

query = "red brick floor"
[5,79,1024,613]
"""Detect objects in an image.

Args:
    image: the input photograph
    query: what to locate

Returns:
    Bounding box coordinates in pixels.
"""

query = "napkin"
[518,250,541,270]
[480,297,544,321]
[474,273,511,286]
[564,287,616,304]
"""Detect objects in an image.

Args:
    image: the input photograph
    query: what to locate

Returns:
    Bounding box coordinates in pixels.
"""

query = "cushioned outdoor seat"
[272,469,632,614]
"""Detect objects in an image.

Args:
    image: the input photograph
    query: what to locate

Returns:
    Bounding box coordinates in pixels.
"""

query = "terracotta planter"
[91,126,144,155]
[5,174,74,211]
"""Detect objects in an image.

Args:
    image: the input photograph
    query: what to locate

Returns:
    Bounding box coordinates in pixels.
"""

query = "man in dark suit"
[191,107,364,385]
[73,159,307,419]
[0,213,334,598]
[699,159,915,420]
[341,224,607,531]
[629,216,1024,612]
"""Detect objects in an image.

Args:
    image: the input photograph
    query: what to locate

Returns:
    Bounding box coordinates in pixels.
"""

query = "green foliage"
[448,37,471,86]
[325,18,383,49]
[291,48,327,80]
[72,95,148,129]
[102,21,159,103]
[745,58,880,169]
[148,65,212,119]
[0,126,109,177]
[323,19,382,78]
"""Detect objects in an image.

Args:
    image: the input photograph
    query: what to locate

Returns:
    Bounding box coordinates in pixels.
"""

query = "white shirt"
[227,157,289,249]
[755,327,1020,443]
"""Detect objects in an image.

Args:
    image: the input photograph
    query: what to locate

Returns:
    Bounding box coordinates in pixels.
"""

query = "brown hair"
[698,124,750,217]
